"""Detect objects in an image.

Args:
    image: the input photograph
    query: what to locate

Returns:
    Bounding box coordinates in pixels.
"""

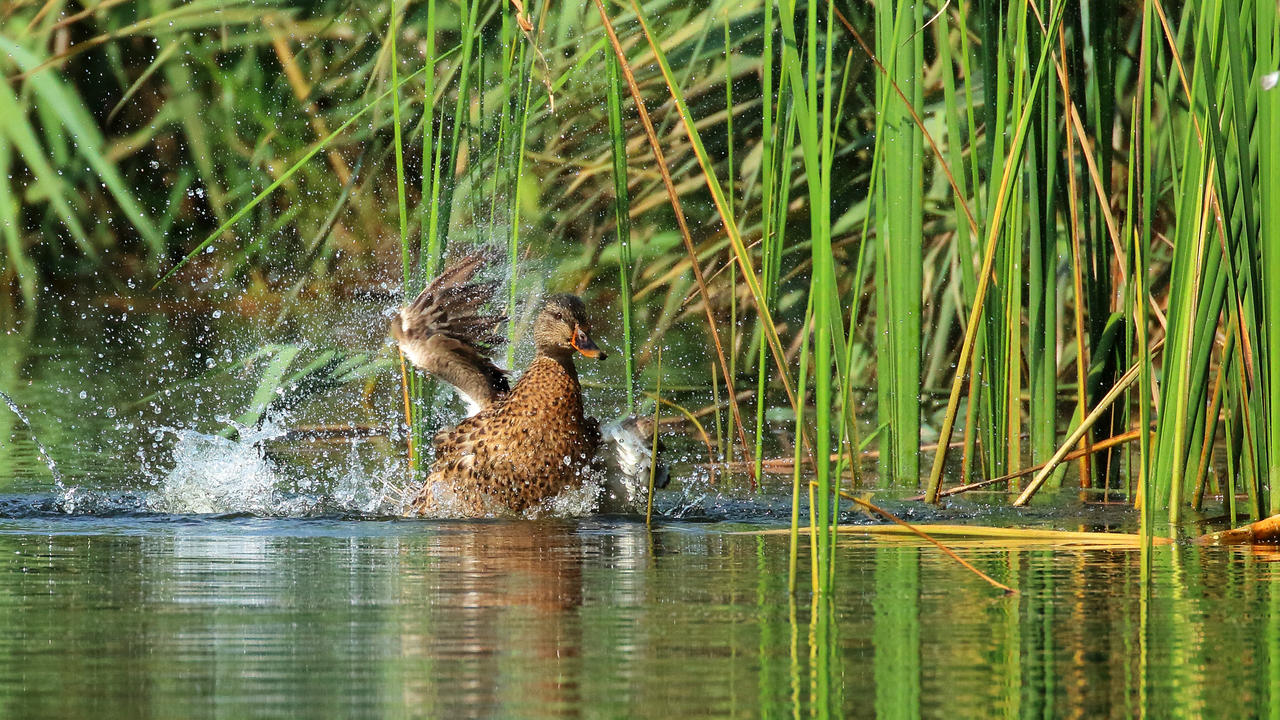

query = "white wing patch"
[459,389,484,418]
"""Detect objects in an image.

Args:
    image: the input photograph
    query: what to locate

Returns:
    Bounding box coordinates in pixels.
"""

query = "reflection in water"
[0,518,1276,717]
[874,547,917,720]
[398,521,589,717]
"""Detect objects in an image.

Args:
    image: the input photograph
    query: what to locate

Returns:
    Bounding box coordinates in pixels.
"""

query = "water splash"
[599,417,669,513]
[145,423,291,515]
[138,423,404,517]
[0,389,64,489]
[531,473,606,519]
[41,406,673,520]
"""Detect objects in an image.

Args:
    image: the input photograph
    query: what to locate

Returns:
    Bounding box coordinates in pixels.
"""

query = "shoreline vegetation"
[4,1,1280,589]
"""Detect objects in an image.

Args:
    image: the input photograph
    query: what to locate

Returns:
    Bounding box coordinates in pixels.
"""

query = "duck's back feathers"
[393,252,509,411]
[418,356,599,515]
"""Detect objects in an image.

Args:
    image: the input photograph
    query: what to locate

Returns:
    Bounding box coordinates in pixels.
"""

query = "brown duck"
[391,253,616,517]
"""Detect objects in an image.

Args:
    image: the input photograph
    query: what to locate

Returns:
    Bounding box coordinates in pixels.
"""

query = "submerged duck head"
[534,294,607,361]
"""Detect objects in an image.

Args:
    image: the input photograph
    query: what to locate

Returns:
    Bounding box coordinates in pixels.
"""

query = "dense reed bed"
[3,0,1279,588]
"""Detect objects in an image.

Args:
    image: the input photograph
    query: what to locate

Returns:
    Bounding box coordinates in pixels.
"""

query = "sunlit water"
[2,297,1279,717]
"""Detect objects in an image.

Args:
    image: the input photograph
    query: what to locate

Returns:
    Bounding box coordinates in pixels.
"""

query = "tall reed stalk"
[606,50,636,414]
[872,0,923,487]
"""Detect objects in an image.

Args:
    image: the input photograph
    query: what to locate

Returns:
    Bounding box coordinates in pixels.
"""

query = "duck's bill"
[572,326,607,360]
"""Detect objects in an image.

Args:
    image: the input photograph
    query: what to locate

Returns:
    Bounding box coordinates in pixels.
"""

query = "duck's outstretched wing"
[391,252,510,412]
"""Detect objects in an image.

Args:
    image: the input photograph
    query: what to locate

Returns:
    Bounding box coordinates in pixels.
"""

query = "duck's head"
[534,294,607,360]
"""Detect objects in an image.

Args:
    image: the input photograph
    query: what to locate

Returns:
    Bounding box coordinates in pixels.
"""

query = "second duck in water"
[392,253,661,517]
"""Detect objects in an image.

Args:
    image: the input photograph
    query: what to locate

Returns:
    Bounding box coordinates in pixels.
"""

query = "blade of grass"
[0,80,96,260]
[0,134,37,303]
[646,346,662,527]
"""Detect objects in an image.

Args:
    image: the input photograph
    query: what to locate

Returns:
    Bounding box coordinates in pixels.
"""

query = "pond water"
[2,297,1278,718]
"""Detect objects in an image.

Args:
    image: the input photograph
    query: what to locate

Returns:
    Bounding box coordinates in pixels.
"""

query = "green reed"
[505,33,536,368]
[389,0,419,469]
[751,0,779,484]
[789,297,813,595]
[775,0,842,591]
[1262,0,1280,514]
[872,0,922,488]
[9,0,1280,541]
[606,49,634,413]
[723,8,739,459]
